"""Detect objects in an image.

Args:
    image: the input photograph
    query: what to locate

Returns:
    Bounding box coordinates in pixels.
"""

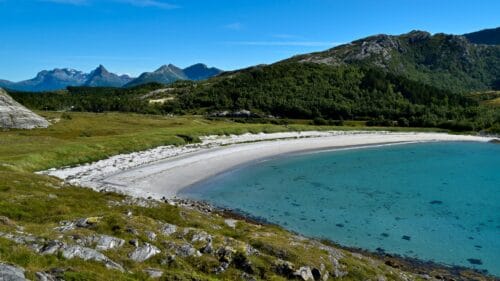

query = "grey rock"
[129,239,139,248]
[54,221,76,232]
[159,223,177,236]
[294,266,314,281]
[191,231,212,244]
[216,246,235,263]
[35,272,57,281]
[275,260,295,277]
[143,268,163,279]
[61,245,123,271]
[160,254,176,266]
[0,263,27,281]
[224,219,238,228]
[176,243,202,257]
[333,268,348,278]
[126,227,139,235]
[200,241,213,254]
[94,235,125,251]
[41,241,65,255]
[0,88,50,129]
[146,231,157,241]
[241,272,257,281]
[214,261,229,274]
[129,243,161,262]
[245,244,259,256]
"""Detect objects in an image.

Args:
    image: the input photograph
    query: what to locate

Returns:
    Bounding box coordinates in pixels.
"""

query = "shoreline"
[40,130,498,280]
[41,131,494,200]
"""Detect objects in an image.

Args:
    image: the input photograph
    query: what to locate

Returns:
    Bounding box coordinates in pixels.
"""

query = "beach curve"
[40,131,494,200]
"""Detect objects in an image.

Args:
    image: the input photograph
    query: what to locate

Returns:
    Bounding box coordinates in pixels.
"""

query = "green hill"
[288,30,500,93]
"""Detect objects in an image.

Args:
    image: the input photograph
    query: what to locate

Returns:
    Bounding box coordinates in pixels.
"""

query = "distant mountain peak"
[0,63,223,91]
[84,65,133,87]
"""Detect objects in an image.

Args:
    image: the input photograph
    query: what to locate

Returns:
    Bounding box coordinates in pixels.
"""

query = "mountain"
[125,64,186,88]
[0,66,133,92]
[0,63,223,91]
[463,27,500,45]
[3,68,89,92]
[125,63,222,87]
[288,30,500,92]
[0,88,49,129]
[84,65,133,87]
[183,63,223,80]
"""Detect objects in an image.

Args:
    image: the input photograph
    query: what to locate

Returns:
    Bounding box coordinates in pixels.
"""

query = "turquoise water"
[180,142,500,276]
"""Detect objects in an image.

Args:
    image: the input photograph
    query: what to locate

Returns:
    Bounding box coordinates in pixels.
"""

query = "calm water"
[180,142,500,276]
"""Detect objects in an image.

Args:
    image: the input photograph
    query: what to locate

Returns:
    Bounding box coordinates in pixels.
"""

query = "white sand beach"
[41,131,494,200]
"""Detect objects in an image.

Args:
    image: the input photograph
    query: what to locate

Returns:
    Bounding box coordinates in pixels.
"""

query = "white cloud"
[39,0,178,9]
[116,0,177,9]
[226,41,341,47]
[224,22,243,30]
[40,0,88,5]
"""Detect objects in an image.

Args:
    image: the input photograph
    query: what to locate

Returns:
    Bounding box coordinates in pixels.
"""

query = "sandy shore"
[40,131,494,200]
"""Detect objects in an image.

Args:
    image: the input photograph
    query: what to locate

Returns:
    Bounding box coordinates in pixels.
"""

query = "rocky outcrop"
[0,88,49,129]
[0,263,27,281]
[129,243,161,262]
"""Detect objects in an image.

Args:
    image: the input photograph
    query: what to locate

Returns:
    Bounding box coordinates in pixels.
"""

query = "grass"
[0,111,445,172]
[0,111,486,280]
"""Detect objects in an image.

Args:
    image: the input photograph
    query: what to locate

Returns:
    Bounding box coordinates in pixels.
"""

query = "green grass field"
[0,112,487,281]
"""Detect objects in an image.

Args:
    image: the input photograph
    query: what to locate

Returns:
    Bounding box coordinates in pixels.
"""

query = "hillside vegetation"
[291,31,500,93]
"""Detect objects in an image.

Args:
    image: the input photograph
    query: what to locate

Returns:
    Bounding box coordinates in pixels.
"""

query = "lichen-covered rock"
[294,266,314,281]
[160,223,177,236]
[93,235,125,251]
[146,231,157,241]
[61,245,123,271]
[191,231,212,244]
[129,243,161,262]
[176,243,202,257]
[35,272,57,281]
[275,260,296,278]
[224,219,238,228]
[216,246,235,263]
[0,263,27,281]
[0,88,49,129]
[143,268,163,278]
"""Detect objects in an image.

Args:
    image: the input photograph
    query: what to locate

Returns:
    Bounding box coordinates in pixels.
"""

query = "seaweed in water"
[467,258,483,265]
[380,233,389,238]
[402,235,411,241]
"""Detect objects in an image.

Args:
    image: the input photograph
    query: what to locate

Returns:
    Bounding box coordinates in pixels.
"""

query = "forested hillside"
[290,31,500,93]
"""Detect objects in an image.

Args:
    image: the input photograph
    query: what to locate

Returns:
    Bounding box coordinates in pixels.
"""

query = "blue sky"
[0,0,498,81]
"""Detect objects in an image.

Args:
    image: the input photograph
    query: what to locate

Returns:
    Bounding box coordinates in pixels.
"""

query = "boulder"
[191,231,212,244]
[275,260,295,278]
[93,235,125,251]
[294,266,314,281]
[224,219,238,228]
[143,268,163,278]
[35,272,57,281]
[61,245,123,271]
[0,263,27,281]
[176,243,202,257]
[160,223,177,236]
[146,231,157,241]
[0,88,49,129]
[129,243,161,262]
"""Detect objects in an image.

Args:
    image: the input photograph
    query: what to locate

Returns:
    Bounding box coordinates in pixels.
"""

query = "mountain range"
[0,64,223,92]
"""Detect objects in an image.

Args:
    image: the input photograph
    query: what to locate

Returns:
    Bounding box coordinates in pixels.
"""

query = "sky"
[0,0,498,81]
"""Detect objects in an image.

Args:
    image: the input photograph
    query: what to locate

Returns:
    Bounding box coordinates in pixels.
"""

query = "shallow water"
[180,142,500,276]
